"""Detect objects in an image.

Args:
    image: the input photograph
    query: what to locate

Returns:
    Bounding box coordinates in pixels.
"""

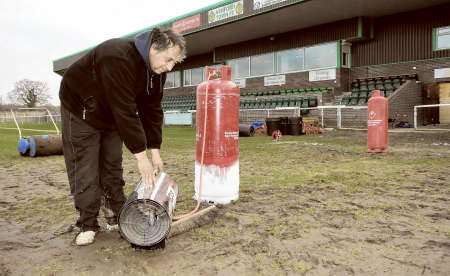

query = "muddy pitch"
[1,129,449,275]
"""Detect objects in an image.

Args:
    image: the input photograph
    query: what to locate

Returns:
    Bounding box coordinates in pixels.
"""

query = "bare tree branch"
[8,79,51,107]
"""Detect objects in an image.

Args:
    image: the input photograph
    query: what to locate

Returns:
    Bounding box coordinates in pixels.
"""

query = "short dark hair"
[151,27,186,60]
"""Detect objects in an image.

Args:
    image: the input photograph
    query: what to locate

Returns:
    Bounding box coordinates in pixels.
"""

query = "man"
[59,28,186,246]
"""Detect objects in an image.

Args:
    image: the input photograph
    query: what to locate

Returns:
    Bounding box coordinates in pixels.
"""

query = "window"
[305,42,337,70]
[184,67,204,86]
[436,26,450,50]
[191,67,203,85]
[276,48,304,73]
[226,41,339,79]
[227,57,250,80]
[164,71,181,88]
[250,53,274,76]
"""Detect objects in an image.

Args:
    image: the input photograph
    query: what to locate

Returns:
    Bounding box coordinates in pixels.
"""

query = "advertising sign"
[264,75,286,86]
[309,69,336,82]
[208,0,244,24]
[172,15,201,33]
[253,0,287,10]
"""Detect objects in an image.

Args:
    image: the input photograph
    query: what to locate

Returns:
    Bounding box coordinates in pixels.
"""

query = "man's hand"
[150,149,164,174]
[134,151,155,189]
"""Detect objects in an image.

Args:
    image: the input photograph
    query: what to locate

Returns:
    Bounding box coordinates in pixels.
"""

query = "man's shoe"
[75,231,96,246]
[105,223,119,231]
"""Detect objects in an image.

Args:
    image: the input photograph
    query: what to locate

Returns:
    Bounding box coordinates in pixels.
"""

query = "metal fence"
[1,106,370,130]
[0,111,61,124]
[238,106,368,129]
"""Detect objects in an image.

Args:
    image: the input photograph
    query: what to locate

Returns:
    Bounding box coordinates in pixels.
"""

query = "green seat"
[309,97,318,107]
[359,85,369,93]
[298,88,305,93]
[359,91,368,98]
[301,100,309,108]
[385,90,394,97]
[392,78,401,89]
[276,99,283,107]
[341,96,351,105]
[383,80,394,90]
[357,97,367,105]
[349,97,358,105]
[367,80,376,91]
[375,79,384,90]
[270,100,277,109]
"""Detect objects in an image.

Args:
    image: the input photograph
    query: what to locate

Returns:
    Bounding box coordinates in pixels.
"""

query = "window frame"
[226,41,339,80]
[227,57,250,80]
[249,52,275,78]
[304,41,338,71]
[276,48,305,74]
[434,26,450,51]
[183,67,205,87]
[164,71,181,89]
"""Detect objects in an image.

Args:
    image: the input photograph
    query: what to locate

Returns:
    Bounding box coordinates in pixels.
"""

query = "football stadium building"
[53,0,450,128]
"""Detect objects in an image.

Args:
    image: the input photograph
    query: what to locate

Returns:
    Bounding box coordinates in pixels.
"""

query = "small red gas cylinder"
[195,65,240,204]
[367,90,389,153]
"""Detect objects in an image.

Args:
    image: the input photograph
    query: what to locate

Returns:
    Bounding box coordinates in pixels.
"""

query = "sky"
[0,0,219,106]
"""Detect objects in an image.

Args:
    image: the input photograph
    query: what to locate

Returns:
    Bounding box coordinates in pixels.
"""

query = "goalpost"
[414,103,450,130]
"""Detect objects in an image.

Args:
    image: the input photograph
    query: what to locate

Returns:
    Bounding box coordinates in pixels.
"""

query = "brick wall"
[388,80,423,126]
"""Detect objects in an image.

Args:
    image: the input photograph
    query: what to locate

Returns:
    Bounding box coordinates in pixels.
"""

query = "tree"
[8,79,51,107]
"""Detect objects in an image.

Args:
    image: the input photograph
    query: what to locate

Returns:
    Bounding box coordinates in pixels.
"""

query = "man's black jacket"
[59,33,166,154]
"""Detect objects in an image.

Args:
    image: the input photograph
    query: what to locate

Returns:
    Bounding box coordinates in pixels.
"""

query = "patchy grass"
[0,122,61,163]
[1,125,450,275]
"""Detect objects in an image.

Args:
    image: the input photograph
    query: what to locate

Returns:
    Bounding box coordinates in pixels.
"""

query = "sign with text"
[172,15,201,34]
[309,68,336,82]
[253,0,287,10]
[434,68,450,79]
[234,78,246,88]
[208,0,244,24]
[264,75,285,86]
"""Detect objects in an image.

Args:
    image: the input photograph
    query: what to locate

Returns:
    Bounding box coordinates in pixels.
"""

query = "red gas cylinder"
[196,66,240,166]
[195,65,240,204]
[367,90,389,153]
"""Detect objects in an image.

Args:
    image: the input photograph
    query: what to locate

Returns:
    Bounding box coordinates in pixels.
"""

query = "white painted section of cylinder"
[194,160,239,204]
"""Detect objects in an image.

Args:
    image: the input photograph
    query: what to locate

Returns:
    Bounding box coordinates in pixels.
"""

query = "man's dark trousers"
[61,106,126,231]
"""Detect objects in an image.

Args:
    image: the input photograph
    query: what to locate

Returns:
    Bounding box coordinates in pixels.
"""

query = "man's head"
[149,28,186,74]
